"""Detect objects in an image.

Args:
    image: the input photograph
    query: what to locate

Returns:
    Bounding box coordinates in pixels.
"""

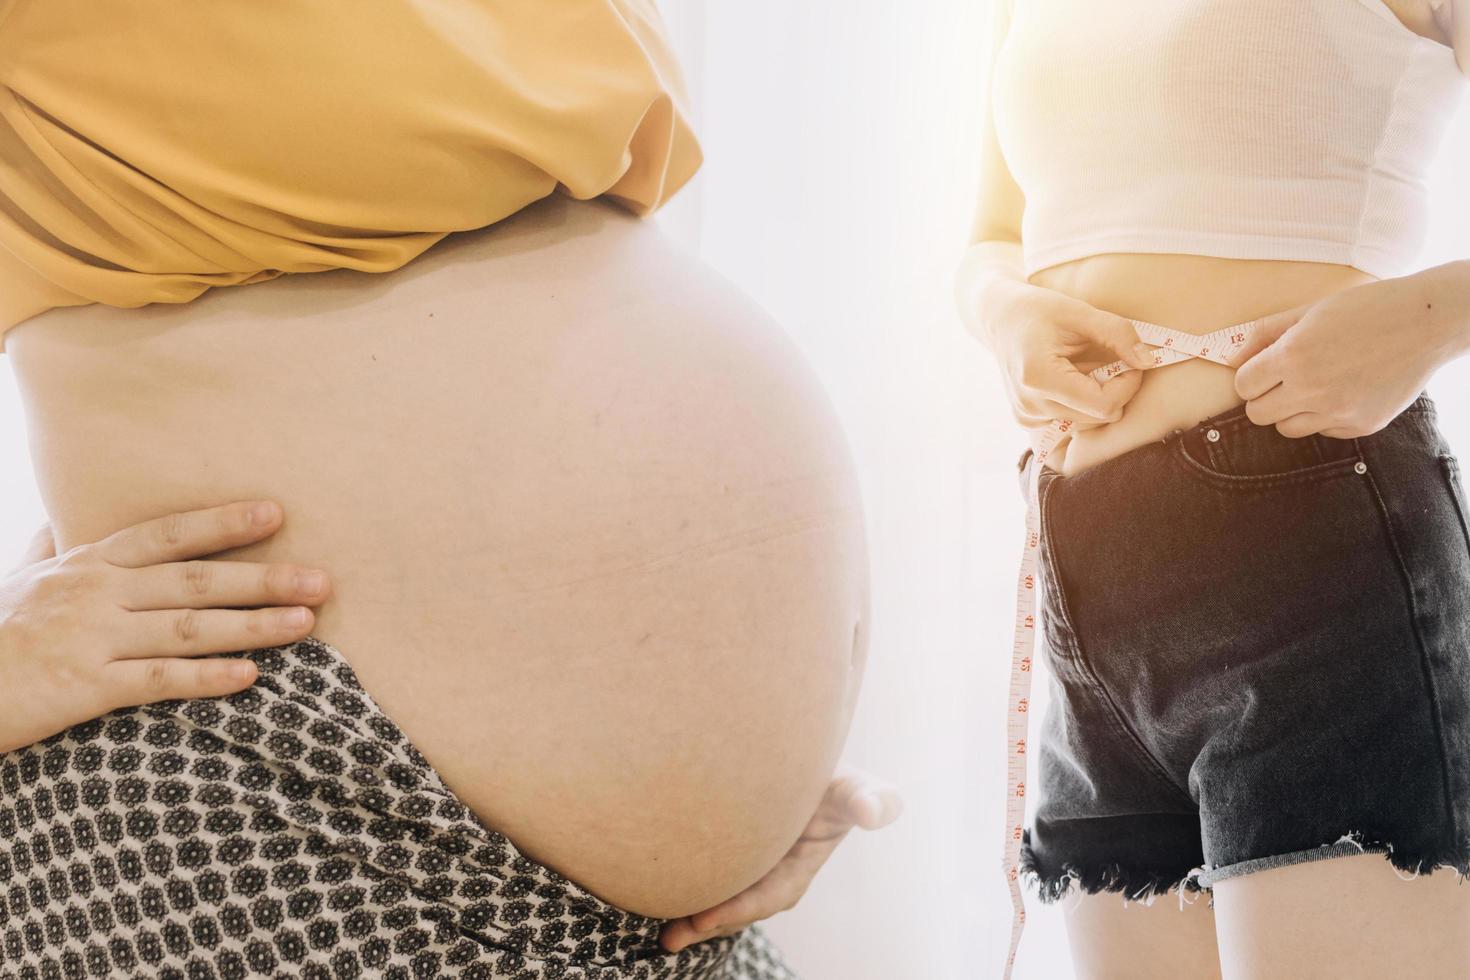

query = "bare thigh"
[1212,853,1470,980]
[1064,890,1222,980]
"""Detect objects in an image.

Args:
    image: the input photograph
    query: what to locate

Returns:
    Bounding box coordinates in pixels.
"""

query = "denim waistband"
[1016,390,1437,494]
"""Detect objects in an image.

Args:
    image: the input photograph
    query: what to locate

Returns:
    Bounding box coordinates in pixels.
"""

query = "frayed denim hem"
[1018,828,1209,911]
[1020,827,1470,914]
[1184,830,1470,891]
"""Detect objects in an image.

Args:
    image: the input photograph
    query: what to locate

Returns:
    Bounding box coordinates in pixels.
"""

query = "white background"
[4,3,1470,978]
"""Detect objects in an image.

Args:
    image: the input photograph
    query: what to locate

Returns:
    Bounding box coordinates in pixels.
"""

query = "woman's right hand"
[0,500,332,754]
[975,274,1158,447]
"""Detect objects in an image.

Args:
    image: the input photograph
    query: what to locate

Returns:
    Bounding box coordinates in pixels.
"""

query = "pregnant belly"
[1029,253,1380,478]
[4,196,869,918]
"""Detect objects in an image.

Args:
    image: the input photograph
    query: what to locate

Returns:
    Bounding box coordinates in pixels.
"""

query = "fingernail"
[297,571,325,595]
[1132,342,1153,363]
[229,661,257,683]
[250,501,280,526]
[281,607,309,628]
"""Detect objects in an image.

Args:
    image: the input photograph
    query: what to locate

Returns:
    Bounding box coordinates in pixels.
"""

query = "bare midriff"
[3,195,869,919]
[1029,253,1379,478]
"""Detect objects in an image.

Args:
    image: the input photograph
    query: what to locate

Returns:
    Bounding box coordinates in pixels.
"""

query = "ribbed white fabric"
[991,0,1468,279]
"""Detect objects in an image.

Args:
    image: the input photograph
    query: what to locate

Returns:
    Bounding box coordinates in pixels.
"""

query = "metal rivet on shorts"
[1206,428,1221,442]
[1354,460,1368,475]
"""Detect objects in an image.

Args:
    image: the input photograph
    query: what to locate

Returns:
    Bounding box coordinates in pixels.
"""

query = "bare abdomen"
[1028,253,1378,477]
[6,196,869,917]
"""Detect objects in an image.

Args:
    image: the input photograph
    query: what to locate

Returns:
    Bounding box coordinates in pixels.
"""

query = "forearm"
[1406,258,1470,366]
[954,239,1026,353]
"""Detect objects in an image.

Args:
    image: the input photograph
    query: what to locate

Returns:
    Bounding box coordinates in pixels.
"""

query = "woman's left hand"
[657,766,903,954]
[1225,265,1470,438]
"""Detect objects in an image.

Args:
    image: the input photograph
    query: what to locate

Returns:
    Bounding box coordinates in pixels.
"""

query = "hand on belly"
[1019,253,1381,479]
[1059,357,1245,477]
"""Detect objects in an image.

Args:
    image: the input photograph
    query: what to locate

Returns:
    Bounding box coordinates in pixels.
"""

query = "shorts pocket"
[1169,398,1443,491]
[1035,465,1080,667]
[1034,465,1197,807]
[1170,418,1365,490]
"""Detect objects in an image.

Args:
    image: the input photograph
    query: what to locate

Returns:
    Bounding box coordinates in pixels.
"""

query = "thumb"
[1091,313,1158,372]
[1224,306,1307,368]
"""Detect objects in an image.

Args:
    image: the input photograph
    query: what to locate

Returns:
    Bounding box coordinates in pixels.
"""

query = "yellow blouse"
[0,0,702,352]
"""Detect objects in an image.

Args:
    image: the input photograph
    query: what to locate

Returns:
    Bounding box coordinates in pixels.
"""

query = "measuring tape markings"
[999,316,1260,979]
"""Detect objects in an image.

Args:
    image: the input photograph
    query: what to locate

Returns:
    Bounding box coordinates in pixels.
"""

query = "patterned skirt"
[0,638,800,979]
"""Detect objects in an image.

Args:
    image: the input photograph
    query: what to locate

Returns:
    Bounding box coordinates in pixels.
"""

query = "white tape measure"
[1000,315,1260,979]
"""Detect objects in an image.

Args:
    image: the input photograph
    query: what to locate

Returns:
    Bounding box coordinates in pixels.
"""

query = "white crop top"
[990,0,1468,279]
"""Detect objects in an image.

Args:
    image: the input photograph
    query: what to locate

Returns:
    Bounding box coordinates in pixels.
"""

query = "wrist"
[1407,258,1470,364]
[955,240,1028,352]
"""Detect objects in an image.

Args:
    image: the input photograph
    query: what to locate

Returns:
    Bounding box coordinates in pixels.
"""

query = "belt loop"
[1175,424,1198,467]
[1016,446,1035,501]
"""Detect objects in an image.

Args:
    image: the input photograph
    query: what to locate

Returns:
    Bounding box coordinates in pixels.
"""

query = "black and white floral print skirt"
[0,637,800,979]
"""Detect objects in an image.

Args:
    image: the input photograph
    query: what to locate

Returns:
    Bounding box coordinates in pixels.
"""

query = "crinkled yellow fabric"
[0,0,701,352]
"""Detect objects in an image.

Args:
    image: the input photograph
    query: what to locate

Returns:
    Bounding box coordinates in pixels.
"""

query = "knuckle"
[248,609,274,636]
[54,546,102,582]
[182,561,213,597]
[55,543,91,568]
[53,658,93,696]
[37,563,98,603]
[159,511,189,549]
[70,567,103,597]
[173,609,201,644]
[144,660,171,697]
[264,564,296,598]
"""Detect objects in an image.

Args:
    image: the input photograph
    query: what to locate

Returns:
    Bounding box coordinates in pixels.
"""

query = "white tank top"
[991,0,1468,279]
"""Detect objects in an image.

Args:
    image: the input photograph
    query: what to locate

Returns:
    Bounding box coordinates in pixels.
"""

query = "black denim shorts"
[1015,390,1470,905]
